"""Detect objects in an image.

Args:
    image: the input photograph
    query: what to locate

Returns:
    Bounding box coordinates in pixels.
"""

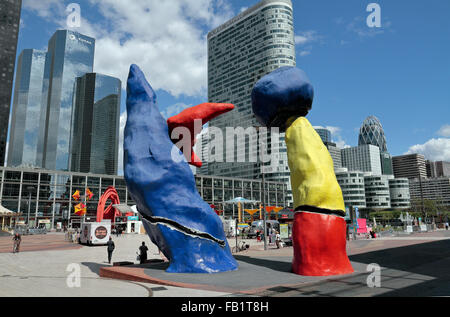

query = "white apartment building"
[341,144,382,176]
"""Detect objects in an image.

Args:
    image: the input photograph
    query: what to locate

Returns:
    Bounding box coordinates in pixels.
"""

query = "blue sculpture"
[124,64,238,273]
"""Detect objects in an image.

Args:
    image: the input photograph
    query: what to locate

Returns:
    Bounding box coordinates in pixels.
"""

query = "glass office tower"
[70,73,121,175]
[358,115,393,175]
[206,0,296,205]
[37,30,95,171]
[8,49,47,168]
[0,0,22,166]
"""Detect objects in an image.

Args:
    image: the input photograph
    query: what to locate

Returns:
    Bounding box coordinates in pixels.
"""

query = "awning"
[112,204,138,214]
[0,205,15,216]
[223,197,259,204]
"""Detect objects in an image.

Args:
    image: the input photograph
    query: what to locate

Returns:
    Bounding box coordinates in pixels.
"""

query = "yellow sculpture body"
[285,117,345,213]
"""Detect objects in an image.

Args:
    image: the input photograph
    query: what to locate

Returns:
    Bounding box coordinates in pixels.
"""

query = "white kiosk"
[79,220,111,246]
[112,204,144,234]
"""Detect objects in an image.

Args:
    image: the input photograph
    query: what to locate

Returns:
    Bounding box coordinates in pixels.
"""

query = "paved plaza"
[0,230,449,297]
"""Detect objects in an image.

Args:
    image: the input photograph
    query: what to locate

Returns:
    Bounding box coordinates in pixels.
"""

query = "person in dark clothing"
[12,233,21,253]
[106,237,115,264]
[139,242,148,264]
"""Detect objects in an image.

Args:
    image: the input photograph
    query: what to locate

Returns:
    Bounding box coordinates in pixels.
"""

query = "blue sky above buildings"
[14,0,450,167]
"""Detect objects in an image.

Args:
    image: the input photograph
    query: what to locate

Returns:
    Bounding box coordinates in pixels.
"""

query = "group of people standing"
[255,226,283,248]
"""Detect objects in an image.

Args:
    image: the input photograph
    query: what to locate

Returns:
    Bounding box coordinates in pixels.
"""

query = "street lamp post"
[418,162,426,223]
[26,186,34,227]
[262,166,267,251]
[255,126,268,251]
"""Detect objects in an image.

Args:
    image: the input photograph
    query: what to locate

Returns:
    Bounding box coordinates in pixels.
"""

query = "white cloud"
[23,0,66,18]
[406,138,450,161]
[25,0,235,98]
[346,16,391,38]
[437,124,450,137]
[294,30,321,46]
[295,30,322,57]
[313,125,351,149]
[299,50,311,57]
[160,103,192,119]
[87,0,234,97]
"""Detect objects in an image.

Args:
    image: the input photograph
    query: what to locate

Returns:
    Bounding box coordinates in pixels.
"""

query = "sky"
[11,0,450,173]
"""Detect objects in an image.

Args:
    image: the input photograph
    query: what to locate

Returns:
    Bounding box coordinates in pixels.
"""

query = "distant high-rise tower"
[8,49,47,167]
[206,0,296,205]
[37,30,95,171]
[359,116,393,175]
[0,0,22,166]
[70,73,121,175]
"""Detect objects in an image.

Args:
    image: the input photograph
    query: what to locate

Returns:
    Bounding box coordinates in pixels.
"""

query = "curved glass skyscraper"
[358,116,387,152]
[358,116,393,175]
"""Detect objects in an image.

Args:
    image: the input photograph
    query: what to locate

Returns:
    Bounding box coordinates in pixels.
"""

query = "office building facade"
[326,143,342,171]
[427,160,450,178]
[37,30,95,171]
[0,0,22,166]
[341,144,382,175]
[335,169,366,209]
[0,166,287,228]
[70,73,121,175]
[389,178,410,209]
[8,49,47,168]
[392,154,427,180]
[206,0,296,205]
[364,175,392,209]
[409,177,450,210]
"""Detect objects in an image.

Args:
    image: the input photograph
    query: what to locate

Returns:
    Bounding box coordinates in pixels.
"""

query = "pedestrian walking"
[106,237,115,264]
[275,231,282,249]
[139,242,148,264]
[445,222,449,230]
[12,232,21,253]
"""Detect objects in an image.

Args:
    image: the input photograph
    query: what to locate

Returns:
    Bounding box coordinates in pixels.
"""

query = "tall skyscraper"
[8,49,47,167]
[0,0,22,166]
[341,144,382,175]
[37,30,95,171]
[358,115,393,175]
[206,0,296,205]
[70,73,121,175]
[392,154,427,180]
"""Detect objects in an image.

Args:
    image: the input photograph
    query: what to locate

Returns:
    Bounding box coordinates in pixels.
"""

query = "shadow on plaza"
[234,255,293,273]
[348,239,450,296]
[234,240,450,296]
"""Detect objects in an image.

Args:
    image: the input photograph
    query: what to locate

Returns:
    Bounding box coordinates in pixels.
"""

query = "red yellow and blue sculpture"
[124,64,238,273]
[252,66,354,276]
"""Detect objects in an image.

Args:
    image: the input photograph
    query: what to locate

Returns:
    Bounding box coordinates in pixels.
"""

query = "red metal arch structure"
[96,186,121,223]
